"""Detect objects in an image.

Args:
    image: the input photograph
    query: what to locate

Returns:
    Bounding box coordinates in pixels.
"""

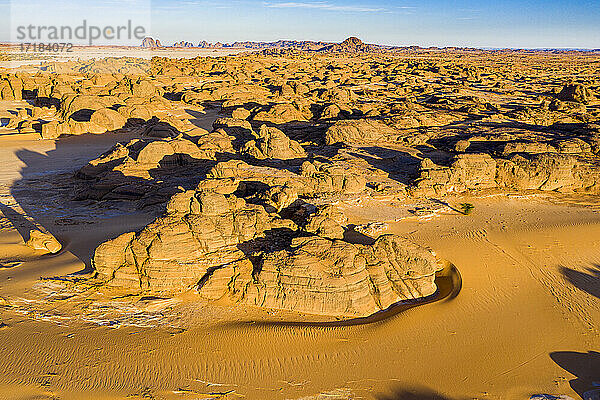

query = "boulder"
[557,83,594,104]
[90,108,127,131]
[40,121,61,139]
[304,205,347,239]
[26,230,62,254]
[260,185,298,212]
[242,125,306,160]
[253,103,310,124]
[325,119,398,145]
[136,140,175,165]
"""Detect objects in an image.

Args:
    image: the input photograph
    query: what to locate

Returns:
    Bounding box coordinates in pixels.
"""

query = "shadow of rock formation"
[560,265,600,299]
[550,351,600,398]
[375,385,461,400]
[0,202,37,242]
[8,131,155,268]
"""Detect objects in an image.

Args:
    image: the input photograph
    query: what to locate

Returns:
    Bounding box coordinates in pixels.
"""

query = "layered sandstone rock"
[413,152,600,195]
[94,191,276,292]
[412,154,498,196]
[206,159,366,197]
[93,191,443,317]
[78,136,212,179]
[557,83,594,104]
[304,205,347,239]
[496,153,600,193]
[13,50,600,321]
[253,103,311,124]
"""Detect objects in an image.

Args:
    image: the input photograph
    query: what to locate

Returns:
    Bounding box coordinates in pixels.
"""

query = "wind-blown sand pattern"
[0,41,599,399]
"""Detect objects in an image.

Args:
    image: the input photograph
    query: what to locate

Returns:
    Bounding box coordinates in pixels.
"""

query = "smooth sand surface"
[0,131,599,399]
[0,46,252,69]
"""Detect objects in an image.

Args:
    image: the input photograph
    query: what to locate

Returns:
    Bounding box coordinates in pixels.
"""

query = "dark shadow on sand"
[375,386,460,400]
[0,202,36,242]
[560,265,600,300]
[550,350,600,398]
[7,131,151,269]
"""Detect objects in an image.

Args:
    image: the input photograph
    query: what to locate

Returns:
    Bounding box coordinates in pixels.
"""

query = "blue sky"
[2,0,600,48]
[150,0,599,48]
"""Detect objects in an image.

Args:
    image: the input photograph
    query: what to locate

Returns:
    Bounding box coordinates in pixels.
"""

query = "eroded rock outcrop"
[412,152,600,195]
[141,37,162,48]
[412,154,498,196]
[557,83,594,104]
[94,191,277,292]
[325,119,399,145]
[497,153,600,193]
[242,125,306,160]
[26,229,62,254]
[93,191,443,317]
[253,102,311,124]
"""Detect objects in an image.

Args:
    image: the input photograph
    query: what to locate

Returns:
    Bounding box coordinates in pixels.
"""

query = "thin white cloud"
[264,1,385,12]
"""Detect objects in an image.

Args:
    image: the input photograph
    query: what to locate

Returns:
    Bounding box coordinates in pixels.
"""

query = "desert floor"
[0,46,251,69]
[0,110,598,399]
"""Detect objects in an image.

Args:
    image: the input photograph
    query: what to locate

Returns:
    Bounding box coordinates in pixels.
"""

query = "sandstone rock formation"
[413,152,600,196]
[26,230,62,254]
[557,83,594,104]
[325,119,399,145]
[93,190,443,317]
[242,125,307,160]
[141,37,162,48]
[253,103,311,124]
[497,153,600,193]
[173,41,195,48]
[412,154,497,196]
[303,205,347,239]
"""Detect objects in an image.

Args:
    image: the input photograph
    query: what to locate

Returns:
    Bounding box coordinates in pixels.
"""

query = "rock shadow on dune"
[375,385,461,400]
[8,132,152,269]
[0,202,36,242]
[550,350,600,398]
[559,265,600,299]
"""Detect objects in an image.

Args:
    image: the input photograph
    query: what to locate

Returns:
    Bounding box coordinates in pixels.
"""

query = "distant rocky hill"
[141,37,162,48]
[316,37,379,53]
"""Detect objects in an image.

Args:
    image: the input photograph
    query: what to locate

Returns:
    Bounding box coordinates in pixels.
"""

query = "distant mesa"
[141,37,162,48]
